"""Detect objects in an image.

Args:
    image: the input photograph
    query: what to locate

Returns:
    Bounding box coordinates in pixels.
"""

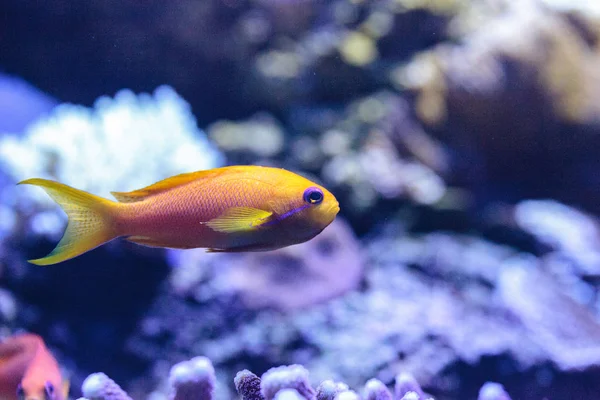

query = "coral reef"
[397,0,600,212]
[167,217,363,311]
[207,91,450,233]
[0,0,455,121]
[315,380,349,400]
[0,86,223,397]
[260,364,315,400]
[78,357,513,400]
[0,84,222,208]
[0,84,223,250]
[168,357,216,400]
[122,198,600,400]
[303,92,449,214]
[2,0,600,400]
[208,113,285,161]
[234,370,263,400]
[6,0,599,221]
[363,379,392,400]
[476,383,511,400]
[2,0,600,215]
[81,373,133,400]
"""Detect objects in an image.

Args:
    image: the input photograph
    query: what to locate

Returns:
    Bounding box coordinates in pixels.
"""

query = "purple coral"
[76,357,517,400]
[81,373,132,400]
[363,379,392,400]
[333,390,359,400]
[316,380,348,400]
[235,369,265,400]
[168,356,216,400]
[168,218,363,311]
[399,393,420,400]
[477,383,512,400]
[394,373,426,399]
[261,365,316,400]
[275,389,306,400]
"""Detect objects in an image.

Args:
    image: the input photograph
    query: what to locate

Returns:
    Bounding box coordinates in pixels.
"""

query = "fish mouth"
[329,201,340,216]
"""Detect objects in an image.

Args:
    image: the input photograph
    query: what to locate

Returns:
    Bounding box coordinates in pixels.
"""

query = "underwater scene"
[1,0,600,399]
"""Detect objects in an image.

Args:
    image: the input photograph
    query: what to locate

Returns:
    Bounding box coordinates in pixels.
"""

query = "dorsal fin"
[110,167,239,203]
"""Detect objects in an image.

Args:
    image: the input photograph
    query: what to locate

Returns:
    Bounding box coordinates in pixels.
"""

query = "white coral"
[0,85,223,236]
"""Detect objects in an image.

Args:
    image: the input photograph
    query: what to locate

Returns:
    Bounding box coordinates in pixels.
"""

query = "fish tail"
[18,178,119,266]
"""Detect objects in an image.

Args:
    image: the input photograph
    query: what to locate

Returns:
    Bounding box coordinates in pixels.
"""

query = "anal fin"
[127,236,194,249]
[206,243,279,253]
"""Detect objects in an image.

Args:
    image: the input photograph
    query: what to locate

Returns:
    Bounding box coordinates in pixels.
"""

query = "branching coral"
[3,3,600,400]
[0,85,223,238]
[168,357,216,400]
[315,381,348,400]
[126,198,600,399]
[363,379,392,400]
[80,373,132,400]
[0,86,224,392]
[77,358,513,400]
[393,374,426,400]
[0,85,222,198]
[477,383,512,400]
[260,365,315,400]
[234,370,264,400]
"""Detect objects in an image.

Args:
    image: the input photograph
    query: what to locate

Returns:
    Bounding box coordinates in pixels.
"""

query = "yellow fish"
[19,166,340,266]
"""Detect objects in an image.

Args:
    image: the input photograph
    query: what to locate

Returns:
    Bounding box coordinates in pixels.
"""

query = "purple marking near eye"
[263,203,311,226]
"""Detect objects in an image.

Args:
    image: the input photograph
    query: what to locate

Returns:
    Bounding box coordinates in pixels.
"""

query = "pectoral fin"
[204,207,273,233]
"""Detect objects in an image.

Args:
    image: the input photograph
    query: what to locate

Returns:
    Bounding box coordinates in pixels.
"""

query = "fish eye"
[303,187,324,204]
[16,384,24,400]
[44,382,55,400]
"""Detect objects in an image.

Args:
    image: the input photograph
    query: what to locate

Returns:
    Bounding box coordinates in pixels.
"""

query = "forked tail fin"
[18,178,119,266]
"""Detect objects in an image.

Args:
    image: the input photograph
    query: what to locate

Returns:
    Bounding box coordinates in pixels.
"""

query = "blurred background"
[1,0,600,399]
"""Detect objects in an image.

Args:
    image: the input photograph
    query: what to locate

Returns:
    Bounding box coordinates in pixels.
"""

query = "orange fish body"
[20,166,340,265]
[0,334,67,400]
